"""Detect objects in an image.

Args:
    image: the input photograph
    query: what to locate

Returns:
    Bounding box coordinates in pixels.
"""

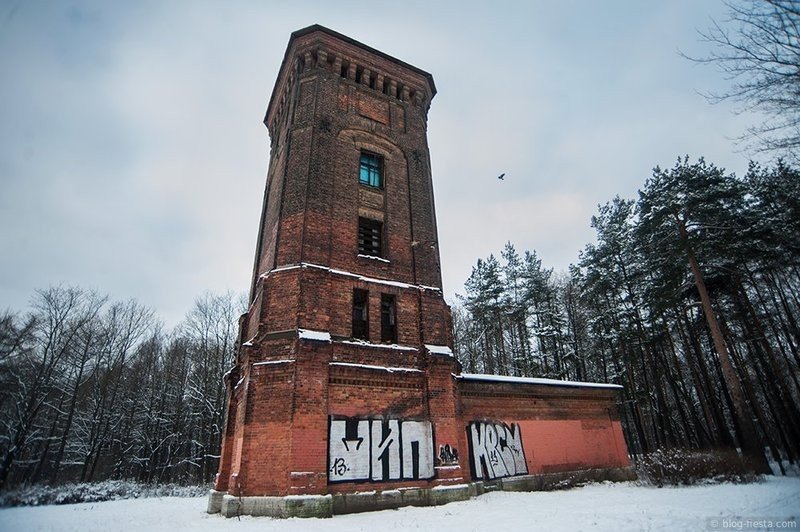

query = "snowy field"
[1,477,798,532]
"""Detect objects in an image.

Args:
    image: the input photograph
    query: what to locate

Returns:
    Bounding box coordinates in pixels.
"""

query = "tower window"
[380,294,397,343]
[359,151,383,188]
[358,217,383,257]
[352,289,369,339]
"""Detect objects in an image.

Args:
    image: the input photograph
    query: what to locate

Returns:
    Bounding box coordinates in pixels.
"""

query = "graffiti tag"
[438,444,459,466]
[468,421,527,480]
[328,417,434,483]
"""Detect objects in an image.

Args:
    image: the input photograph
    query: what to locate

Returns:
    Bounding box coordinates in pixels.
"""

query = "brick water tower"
[208,24,467,517]
[208,24,631,518]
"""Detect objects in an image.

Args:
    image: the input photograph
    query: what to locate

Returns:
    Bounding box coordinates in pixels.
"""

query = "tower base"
[207,467,636,518]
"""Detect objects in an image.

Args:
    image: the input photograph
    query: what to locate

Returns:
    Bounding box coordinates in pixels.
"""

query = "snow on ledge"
[458,373,623,390]
[298,329,332,342]
[425,344,453,357]
[285,494,332,501]
[266,263,301,274]
[431,483,471,491]
[259,262,441,292]
[338,338,418,351]
[330,362,423,373]
[252,359,295,366]
[357,254,391,264]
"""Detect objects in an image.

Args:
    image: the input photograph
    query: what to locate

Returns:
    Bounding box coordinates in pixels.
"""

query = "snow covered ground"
[1,477,798,532]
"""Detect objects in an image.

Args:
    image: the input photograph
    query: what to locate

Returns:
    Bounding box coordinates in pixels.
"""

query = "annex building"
[207,25,631,518]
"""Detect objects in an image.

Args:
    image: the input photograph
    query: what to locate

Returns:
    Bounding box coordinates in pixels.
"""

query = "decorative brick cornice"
[265,24,435,134]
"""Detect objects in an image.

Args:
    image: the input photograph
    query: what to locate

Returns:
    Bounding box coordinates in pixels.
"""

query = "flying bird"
[497,173,505,180]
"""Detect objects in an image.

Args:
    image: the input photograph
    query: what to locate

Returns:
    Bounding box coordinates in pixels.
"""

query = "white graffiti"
[328,418,434,483]
[468,421,528,480]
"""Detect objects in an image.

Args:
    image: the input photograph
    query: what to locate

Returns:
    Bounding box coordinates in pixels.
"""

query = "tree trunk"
[676,215,770,473]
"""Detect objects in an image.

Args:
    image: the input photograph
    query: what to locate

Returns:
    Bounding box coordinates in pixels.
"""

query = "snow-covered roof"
[458,373,623,390]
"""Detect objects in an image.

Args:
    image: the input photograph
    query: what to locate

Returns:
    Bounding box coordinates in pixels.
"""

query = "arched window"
[359,151,383,188]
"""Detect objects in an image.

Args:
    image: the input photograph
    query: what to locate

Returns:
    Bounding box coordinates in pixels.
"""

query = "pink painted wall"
[515,419,629,474]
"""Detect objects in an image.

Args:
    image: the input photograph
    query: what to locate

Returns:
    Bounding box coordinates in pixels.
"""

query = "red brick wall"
[251,31,443,295]
[234,361,294,494]
[219,339,630,495]
[254,265,451,348]
[328,364,427,417]
[458,379,631,478]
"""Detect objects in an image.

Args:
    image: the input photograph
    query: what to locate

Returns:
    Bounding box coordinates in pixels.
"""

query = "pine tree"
[638,156,771,472]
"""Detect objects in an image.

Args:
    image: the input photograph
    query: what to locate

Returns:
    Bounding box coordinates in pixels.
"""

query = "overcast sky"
[1,1,765,326]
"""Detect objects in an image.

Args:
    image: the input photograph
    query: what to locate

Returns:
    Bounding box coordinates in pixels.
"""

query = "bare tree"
[691,1,800,159]
[180,291,238,482]
[77,299,154,482]
[0,287,102,488]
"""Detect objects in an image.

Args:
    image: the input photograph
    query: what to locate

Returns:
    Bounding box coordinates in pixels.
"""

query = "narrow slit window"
[359,151,383,188]
[380,294,397,343]
[352,289,368,339]
[358,217,383,257]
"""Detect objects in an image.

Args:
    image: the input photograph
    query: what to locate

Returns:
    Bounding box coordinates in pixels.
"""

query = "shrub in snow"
[0,480,209,508]
[635,448,761,487]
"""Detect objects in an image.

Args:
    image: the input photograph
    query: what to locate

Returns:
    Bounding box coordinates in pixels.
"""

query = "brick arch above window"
[336,128,404,161]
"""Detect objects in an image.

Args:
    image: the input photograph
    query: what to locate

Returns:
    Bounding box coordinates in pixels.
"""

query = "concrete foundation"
[208,467,636,518]
[206,489,225,514]
[219,493,334,519]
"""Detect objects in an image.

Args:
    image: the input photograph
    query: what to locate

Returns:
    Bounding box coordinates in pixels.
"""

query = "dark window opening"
[359,151,383,188]
[381,294,397,343]
[352,289,368,339]
[358,217,383,257]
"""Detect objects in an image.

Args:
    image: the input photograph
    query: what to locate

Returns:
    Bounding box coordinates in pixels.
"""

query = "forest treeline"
[0,289,239,490]
[2,156,798,489]
[453,157,800,472]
